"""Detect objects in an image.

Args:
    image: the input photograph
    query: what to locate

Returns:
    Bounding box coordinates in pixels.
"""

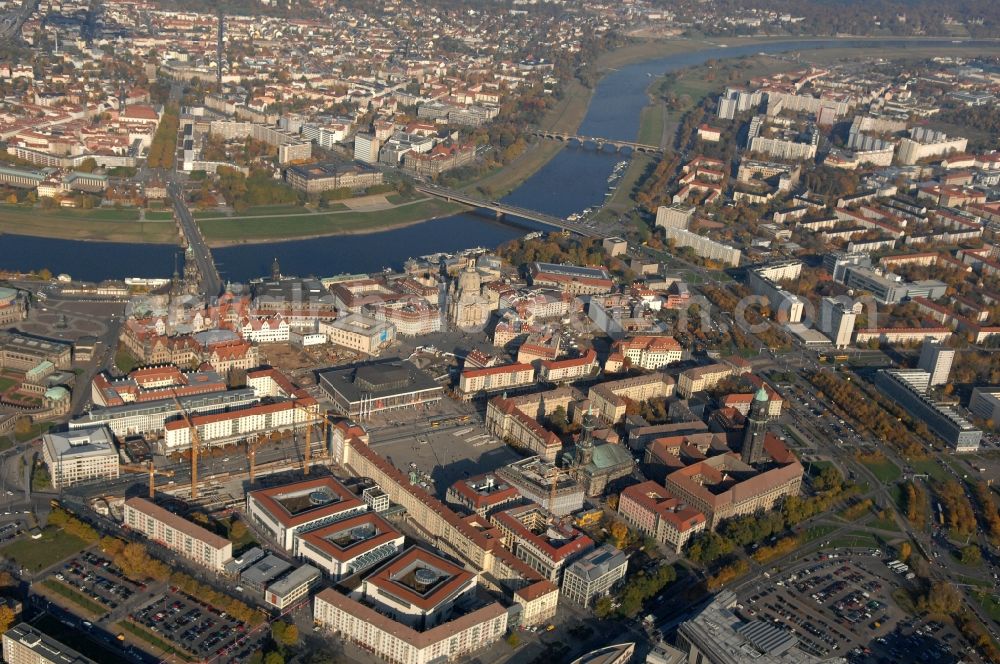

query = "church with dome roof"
[447,264,497,330]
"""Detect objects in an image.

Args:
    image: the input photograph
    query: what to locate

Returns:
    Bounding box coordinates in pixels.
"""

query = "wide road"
[167,179,222,297]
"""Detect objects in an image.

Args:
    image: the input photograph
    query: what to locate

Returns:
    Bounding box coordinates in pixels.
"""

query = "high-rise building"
[353,133,380,164]
[819,297,859,349]
[918,338,955,387]
[741,387,771,465]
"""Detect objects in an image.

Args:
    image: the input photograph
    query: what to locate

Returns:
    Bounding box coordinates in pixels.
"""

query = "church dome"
[456,266,481,294]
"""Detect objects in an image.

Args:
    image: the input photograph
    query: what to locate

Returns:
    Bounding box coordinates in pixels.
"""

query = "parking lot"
[0,519,23,544]
[741,551,965,663]
[53,551,145,613]
[130,588,266,661]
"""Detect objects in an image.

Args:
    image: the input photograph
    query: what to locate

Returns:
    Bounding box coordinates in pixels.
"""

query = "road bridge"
[527,129,664,154]
[414,183,601,237]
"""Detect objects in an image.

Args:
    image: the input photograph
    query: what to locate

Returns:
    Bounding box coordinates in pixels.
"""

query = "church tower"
[576,407,597,468]
[741,387,771,465]
[271,257,281,281]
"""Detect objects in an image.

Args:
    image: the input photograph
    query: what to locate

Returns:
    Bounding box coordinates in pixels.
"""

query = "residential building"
[538,349,598,383]
[69,388,259,439]
[655,204,696,230]
[41,426,119,489]
[660,227,742,267]
[314,584,506,664]
[897,127,968,165]
[588,373,675,424]
[819,298,858,349]
[332,429,560,625]
[446,474,522,517]
[354,133,380,164]
[123,497,233,571]
[560,544,629,607]
[162,398,317,449]
[491,504,594,582]
[458,363,535,400]
[3,623,98,664]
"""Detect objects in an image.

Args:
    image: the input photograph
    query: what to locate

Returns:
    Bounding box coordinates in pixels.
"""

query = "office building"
[918,338,955,387]
[741,388,773,465]
[264,564,321,611]
[319,313,395,356]
[124,497,233,571]
[41,426,119,489]
[69,388,259,439]
[970,387,1000,425]
[664,436,803,529]
[819,298,858,349]
[560,544,628,607]
[843,266,946,305]
[314,580,507,664]
[246,477,367,551]
[611,336,683,370]
[295,512,404,581]
[353,133,380,164]
[618,481,706,554]
[528,263,614,295]
[496,457,584,516]
[286,162,382,194]
[3,623,97,664]
[873,370,981,452]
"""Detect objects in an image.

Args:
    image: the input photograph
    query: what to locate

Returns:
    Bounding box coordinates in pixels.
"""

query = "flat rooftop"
[249,476,362,528]
[319,358,441,402]
[364,546,473,613]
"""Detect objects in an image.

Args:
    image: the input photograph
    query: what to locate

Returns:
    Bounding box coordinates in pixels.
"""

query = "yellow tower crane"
[121,461,175,499]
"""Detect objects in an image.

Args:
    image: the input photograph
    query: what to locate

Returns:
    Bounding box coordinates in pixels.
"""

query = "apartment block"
[124,497,233,571]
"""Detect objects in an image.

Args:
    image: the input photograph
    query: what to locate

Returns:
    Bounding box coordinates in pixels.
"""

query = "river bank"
[197,197,465,246]
[6,36,1000,250]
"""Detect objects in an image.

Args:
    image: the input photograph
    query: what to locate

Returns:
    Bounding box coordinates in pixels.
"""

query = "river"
[0,38,995,282]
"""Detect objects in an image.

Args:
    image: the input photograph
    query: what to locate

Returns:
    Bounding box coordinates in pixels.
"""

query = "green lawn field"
[1,527,87,573]
[198,198,464,242]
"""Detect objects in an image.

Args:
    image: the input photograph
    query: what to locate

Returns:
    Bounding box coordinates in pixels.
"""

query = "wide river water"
[1,38,995,282]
